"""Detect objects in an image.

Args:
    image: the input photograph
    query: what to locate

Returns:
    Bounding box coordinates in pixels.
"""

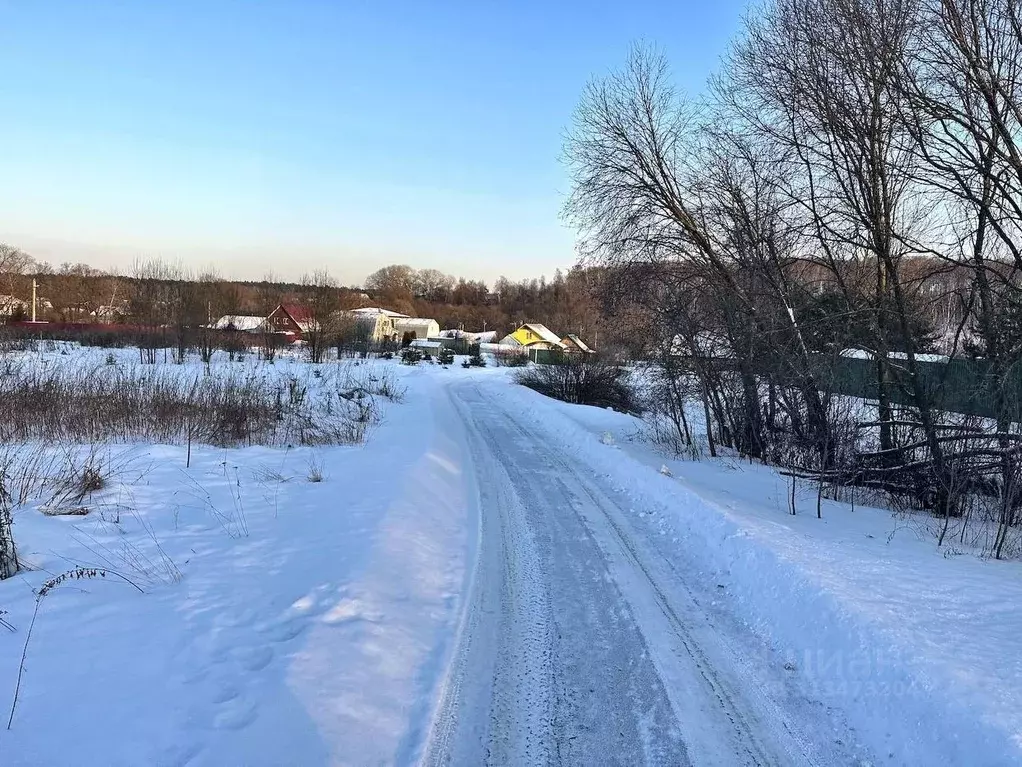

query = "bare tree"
[130,258,174,364]
[563,2,1022,549]
[193,268,237,369]
[414,268,456,302]
[0,244,35,299]
[300,270,340,364]
[894,0,1022,552]
[564,45,838,461]
[364,264,417,300]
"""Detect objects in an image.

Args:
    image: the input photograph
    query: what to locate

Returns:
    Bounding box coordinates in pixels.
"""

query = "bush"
[514,356,641,413]
[462,351,486,368]
[400,347,423,365]
[366,371,405,402]
[438,347,455,365]
[495,350,529,367]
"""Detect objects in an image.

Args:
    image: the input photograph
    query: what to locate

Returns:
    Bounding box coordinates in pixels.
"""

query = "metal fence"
[528,348,566,365]
[819,355,1022,422]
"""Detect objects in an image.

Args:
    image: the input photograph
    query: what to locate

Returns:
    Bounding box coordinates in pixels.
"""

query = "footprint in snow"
[212,607,258,630]
[210,682,242,704]
[159,741,204,767]
[212,696,259,731]
[258,616,308,643]
[231,644,275,672]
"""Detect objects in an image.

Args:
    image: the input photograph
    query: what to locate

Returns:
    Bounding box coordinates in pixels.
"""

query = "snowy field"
[0,345,495,766]
[0,344,1020,765]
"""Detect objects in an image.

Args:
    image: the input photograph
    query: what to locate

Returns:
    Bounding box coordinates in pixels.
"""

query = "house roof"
[214,315,265,331]
[280,304,314,323]
[563,334,593,352]
[521,323,564,347]
[351,307,409,318]
[439,329,499,343]
[394,317,439,328]
[268,304,320,333]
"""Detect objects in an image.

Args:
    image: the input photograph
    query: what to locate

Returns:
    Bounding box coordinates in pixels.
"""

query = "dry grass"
[0,357,386,448]
[306,453,325,483]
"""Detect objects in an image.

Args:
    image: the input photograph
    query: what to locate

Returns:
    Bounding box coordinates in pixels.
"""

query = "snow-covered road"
[426,381,866,766]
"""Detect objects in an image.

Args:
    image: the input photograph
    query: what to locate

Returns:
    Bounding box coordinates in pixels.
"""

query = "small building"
[561,334,594,354]
[213,315,266,333]
[394,317,441,343]
[88,302,129,324]
[409,338,444,356]
[501,323,566,351]
[439,329,498,344]
[335,309,397,343]
[266,304,317,338]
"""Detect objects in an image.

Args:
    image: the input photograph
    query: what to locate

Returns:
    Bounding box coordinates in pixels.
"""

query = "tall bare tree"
[300,269,340,364]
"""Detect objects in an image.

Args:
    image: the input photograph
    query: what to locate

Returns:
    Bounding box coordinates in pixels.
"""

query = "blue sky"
[0,0,746,285]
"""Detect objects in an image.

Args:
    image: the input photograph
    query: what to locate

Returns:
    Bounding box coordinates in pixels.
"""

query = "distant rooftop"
[351,307,409,318]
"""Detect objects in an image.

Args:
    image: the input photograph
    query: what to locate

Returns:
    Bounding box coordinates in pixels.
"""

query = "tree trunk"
[0,504,18,580]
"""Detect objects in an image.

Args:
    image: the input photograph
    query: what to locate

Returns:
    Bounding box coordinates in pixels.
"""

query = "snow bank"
[498,381,1022,766]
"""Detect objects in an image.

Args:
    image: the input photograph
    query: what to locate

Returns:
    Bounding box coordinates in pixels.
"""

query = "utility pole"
[31,279,37,323]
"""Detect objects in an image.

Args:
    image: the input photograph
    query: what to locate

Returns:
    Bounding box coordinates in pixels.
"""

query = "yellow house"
[501,323,566,351]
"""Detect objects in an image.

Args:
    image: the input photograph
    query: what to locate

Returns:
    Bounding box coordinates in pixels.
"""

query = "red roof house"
[266,304,317,338]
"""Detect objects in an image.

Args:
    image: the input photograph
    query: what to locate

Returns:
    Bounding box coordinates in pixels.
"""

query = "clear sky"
[0,0,746,286]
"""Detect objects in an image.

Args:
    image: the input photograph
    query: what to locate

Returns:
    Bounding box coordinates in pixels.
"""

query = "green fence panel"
[815,355,1022,422]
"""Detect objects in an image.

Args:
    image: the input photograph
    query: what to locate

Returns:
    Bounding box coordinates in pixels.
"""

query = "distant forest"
[0,245,618,349]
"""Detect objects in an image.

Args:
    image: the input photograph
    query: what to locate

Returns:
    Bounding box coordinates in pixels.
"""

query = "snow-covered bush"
[366,372,405,402]
[0,441,129,579]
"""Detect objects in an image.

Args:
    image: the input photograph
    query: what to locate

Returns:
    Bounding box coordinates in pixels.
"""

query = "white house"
[334,309,397,343]
[409,338,444,356]
[394,317,441,342]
